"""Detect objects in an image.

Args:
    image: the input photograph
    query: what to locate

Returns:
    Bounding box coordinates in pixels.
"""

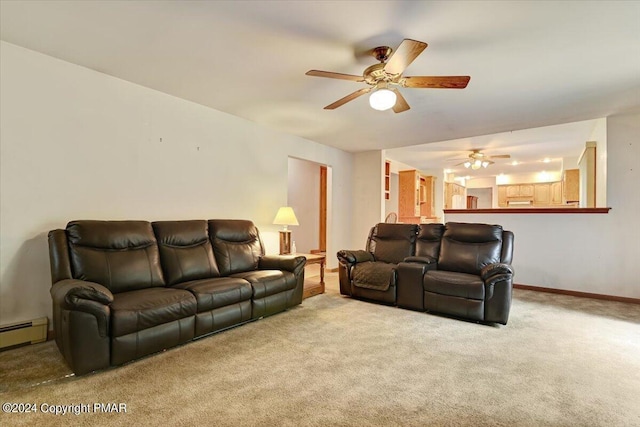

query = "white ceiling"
[386,118,600,177]
[1,1,639,165]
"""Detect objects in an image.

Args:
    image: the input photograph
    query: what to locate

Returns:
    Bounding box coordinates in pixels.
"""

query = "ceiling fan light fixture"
[482,161,490,168]
[369,88,397,111]
[471,159,482,170]
[463,161,472,168]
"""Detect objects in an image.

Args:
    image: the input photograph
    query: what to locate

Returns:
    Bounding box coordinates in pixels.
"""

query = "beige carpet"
[1,272,639,426]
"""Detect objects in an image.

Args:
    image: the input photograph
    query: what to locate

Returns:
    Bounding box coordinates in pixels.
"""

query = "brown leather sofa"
[48,219,305,375]
[338,222,514,325]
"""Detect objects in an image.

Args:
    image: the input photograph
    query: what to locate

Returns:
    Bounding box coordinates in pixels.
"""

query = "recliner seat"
[338,222,514,325]
[338,223,418,304]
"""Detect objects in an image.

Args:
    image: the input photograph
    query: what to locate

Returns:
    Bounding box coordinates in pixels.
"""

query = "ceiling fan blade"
[490,154,511,159]
[306,70,365,82]
[324,87,371,110]
[392,89,410,113]
[384,39,428,75]
[403,76,471,89]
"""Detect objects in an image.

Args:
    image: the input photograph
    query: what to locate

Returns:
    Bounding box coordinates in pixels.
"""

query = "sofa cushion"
[153,220,220,285]
[352,261,396,291]
[111,288,197,337]
[67,220,165,293]
[438,222,503,275]
[230,270,296,299]
[209,220,263,275]
[368,223,418,264]
[424,270,485,300]
[416,224,445,260]
[172,277,252,312]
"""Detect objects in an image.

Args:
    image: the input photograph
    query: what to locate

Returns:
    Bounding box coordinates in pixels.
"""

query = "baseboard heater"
[0,317,48,350]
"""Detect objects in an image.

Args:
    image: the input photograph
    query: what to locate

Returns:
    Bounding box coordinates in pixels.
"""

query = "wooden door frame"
[318,166,327,252]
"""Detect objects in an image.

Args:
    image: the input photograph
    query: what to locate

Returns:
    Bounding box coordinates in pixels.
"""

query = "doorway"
[287,157,328,254]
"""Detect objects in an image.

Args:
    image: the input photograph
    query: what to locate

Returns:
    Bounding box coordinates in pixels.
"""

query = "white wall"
[287,157,320,253]
[467,188,493,209]
[495,171,562,185]
[0,42,354,326]
[467,176,498,208]
[352,151,385,247]
[445,111,640,299]
[385,173,399,219]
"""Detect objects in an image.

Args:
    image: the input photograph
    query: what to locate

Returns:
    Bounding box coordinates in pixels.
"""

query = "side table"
[298,253,325,299]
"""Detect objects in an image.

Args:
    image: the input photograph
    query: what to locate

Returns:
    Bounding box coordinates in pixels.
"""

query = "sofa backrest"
[152,220,220,286]
[438,222,505,275]
[367,223,418,264]
[416,224,445,260]
[208,220,264,276]
[501,230,515,265]
[66,220,165,293]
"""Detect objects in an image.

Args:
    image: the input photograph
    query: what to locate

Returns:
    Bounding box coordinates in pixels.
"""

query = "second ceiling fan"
[452,149,512,170]
[306,38,470,113]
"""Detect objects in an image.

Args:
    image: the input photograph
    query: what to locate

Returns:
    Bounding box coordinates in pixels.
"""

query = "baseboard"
[326,267,339,273]
[513,284,640,304]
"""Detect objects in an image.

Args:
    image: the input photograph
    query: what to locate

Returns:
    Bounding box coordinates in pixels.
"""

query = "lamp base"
[279,230,292,255]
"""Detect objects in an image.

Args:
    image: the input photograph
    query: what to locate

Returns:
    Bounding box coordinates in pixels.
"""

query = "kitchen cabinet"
[384,161,390,200]
[563,169,580,203]
[466,195,478,209]
[399,170,436,223]
[551,181,563,205]
[498,186,507,207]
[498,182,565,208]
[507,184,534,198]
[533,183,550,206]
[399,170,421,219]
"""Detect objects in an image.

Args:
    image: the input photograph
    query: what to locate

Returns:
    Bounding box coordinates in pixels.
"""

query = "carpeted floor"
[1,272,639,426]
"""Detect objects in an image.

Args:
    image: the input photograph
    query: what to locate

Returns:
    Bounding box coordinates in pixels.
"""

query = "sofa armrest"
[259,255,306,275]
[481,263,514,284]
[337,250,374,266]
[402,256,437,265]
[50,279,113,337]
[480,263,514,325]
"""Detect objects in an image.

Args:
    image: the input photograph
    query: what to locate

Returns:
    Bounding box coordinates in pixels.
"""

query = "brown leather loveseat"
[48,219,305,375]
[338,222,514,325]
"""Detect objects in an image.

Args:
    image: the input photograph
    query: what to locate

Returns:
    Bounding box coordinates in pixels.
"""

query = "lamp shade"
[273,207,299,226]
[369,88,397,111]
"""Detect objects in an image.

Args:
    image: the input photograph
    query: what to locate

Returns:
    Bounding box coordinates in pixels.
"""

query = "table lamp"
[273,206,299,254]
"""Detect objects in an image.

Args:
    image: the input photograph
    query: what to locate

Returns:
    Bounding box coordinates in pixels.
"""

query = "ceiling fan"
[451,149,511,170]
[305,39,470,113]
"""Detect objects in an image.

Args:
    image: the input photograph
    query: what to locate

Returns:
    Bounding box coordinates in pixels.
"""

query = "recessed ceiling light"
[511,161,518,166]
[543,158,551,163]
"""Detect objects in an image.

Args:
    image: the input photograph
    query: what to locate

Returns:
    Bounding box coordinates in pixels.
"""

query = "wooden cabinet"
[466,195,478,209]
[563,169,579,203]
[551,181,563,205]
[498,186,507,207]
[507,184,534,198]
[499,181,565,208]
[444,182,465,209]
[384,161,390,200]
[533,183,550,206]
[399,170,436,223]
[399,170,421,219]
